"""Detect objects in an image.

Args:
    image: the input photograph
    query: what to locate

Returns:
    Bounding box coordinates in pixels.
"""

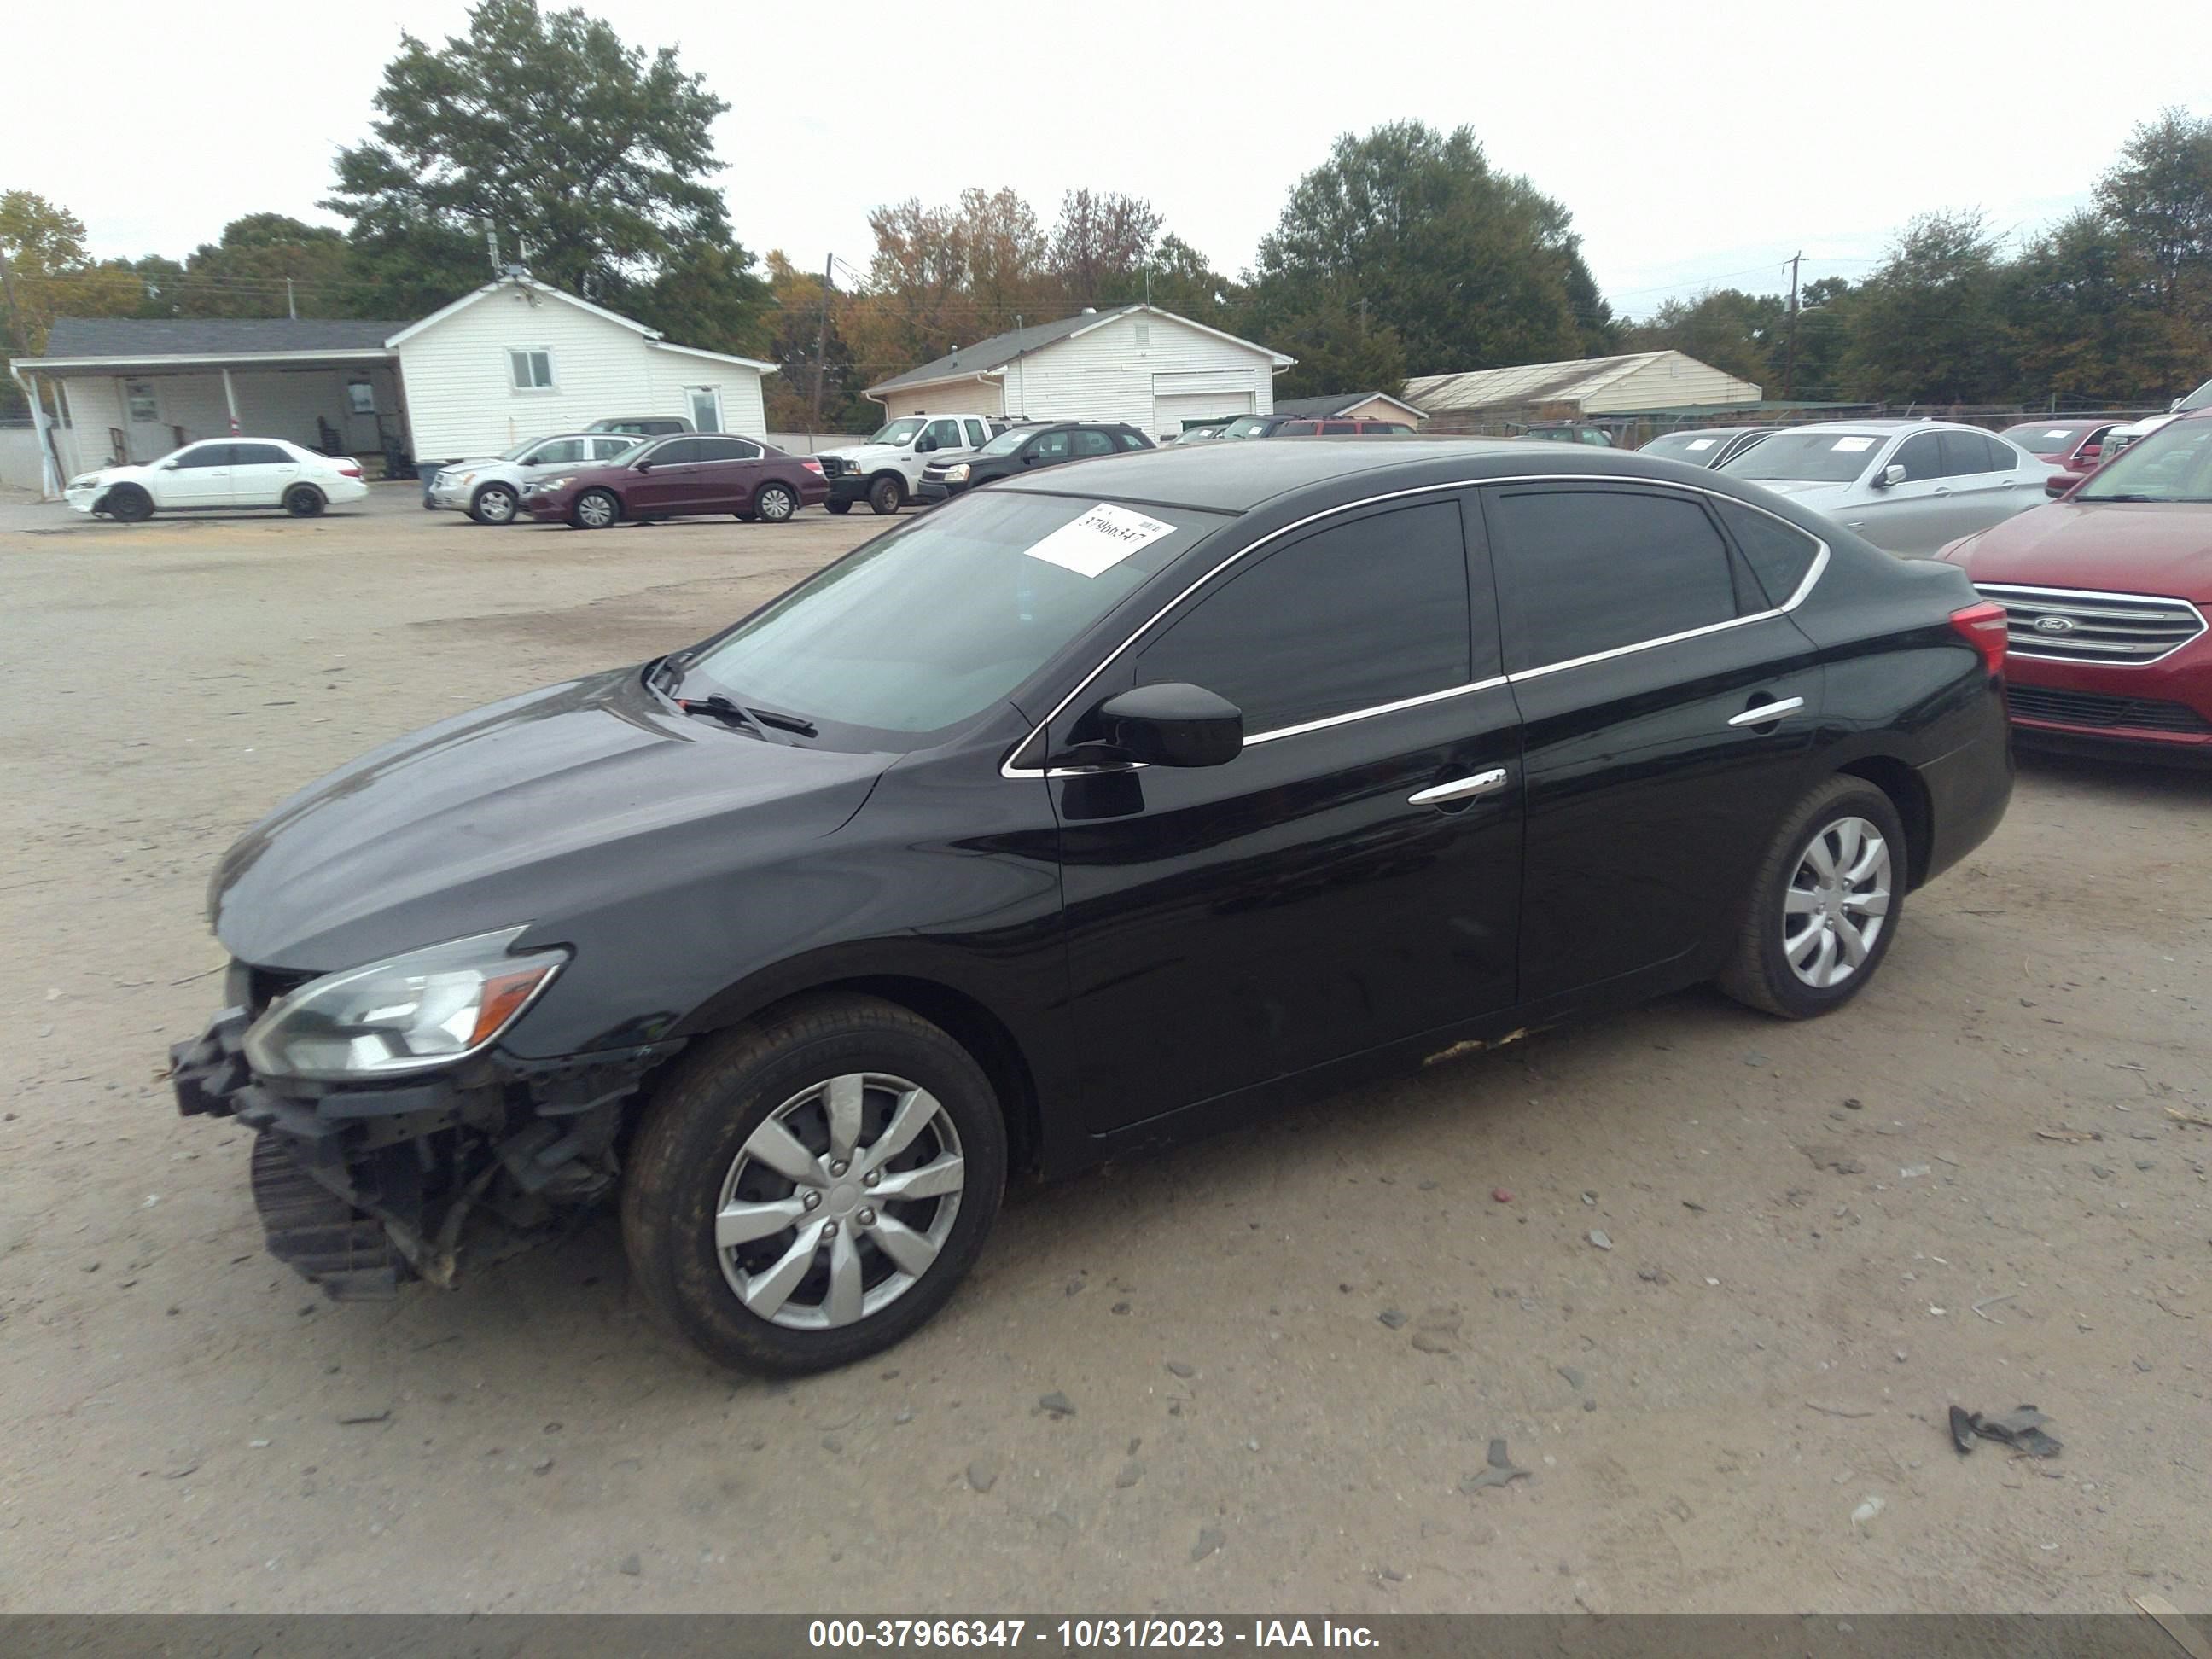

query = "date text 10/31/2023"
[806,1621,1382,1650]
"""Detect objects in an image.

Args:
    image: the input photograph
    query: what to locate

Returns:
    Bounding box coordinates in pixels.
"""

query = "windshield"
[976,427,1034,457]
[2175,377,2212,412]
[1999,423,2087,451]
[680,492,1227,740]
[864,418,927,446]
[2074,417,2212,503]
[1722,430,1884,484]
[1643,429,1741,461]
[1218,416,1271,439]
[605,439,650,467]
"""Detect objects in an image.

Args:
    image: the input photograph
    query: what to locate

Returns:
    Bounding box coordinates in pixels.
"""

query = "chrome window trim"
[1001,474,1831,778]
[1972,581,2209,668]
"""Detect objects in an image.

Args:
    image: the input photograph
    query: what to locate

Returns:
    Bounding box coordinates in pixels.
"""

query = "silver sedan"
[1719,421,2056,556]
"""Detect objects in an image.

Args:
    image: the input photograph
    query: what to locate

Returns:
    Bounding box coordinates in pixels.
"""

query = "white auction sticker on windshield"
[1831,436,1877,452]
[1685,438,1715,451]
[1022,502,1175,578]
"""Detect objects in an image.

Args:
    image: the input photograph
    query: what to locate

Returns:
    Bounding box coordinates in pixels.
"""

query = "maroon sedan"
[1997,419,2115,471]
[1941,411,2212,759]
[520,434,827,528]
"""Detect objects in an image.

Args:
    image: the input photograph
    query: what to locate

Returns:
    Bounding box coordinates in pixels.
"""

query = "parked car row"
[65,439,370,521]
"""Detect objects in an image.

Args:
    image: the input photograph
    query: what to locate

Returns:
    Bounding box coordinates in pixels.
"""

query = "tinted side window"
[1939,431,2001,476]
[175,445,234,469]
[695,437,759,462]
[1135,501,1473,735]
[1279,421,1319,435]
[1073,429,1115,457]
[1321,421,1357,434]
[1029,430,1072,461]
[1892,433,1944,480]
[530,439,585,466]
[650,438,704,464]
[1714,498,1823,608]
[1487,487,1740,671]
[591,437,635,460]
[231,443,288,465]
[925,419,963,451]
[1115,430,1149,451]
[963,419,987,446]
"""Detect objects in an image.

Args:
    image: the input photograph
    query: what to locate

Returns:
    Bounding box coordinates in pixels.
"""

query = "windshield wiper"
[747,705,818,737]
[2084,493,2157,503]
[678,694,789,744]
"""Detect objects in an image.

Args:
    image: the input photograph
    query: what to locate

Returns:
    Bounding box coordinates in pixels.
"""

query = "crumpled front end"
[170,964,683,1300]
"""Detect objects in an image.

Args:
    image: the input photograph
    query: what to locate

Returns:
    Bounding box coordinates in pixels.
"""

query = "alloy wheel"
[713,1072,966,1330]
[1782,816,1891,989]
[476,486,516,523]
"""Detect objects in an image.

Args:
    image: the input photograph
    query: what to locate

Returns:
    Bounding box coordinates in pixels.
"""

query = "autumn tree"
[326,0,768,351]
[1050,189,1163,308]
[760,251,866,433]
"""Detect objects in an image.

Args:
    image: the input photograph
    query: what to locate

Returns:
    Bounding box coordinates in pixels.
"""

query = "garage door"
[1154,390,1254,436]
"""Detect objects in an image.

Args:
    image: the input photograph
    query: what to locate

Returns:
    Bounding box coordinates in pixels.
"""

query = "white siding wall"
[996,312,1276,437]
[876,379,1006,422]
[1587,353,1761,413]
[396,288,767,457]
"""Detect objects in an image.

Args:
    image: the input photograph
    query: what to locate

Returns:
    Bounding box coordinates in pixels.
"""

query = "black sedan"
[917,421,1150,501]
[170,440,2013,1374]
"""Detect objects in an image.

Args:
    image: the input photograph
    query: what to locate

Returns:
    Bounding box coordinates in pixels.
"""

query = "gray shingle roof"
[865,306,1144,395]
[38,317,408,359]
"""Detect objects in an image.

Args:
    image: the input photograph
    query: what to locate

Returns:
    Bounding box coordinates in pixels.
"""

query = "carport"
[10,317,412,491]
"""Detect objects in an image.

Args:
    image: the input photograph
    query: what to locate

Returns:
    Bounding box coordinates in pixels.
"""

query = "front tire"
[866,474,904,516]
[572,488,620,530]
[1718,777,1906,1019]
[283,484,326,518]
[754,481,798,523]
[469,483,518,525]
[621,993,1007,1375]
[105,485,154,522]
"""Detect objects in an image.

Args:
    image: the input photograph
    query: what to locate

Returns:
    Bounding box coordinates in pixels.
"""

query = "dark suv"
[917,422,1151,501]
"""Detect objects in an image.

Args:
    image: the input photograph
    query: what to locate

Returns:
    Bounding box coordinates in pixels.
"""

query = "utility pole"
[0,246,62,496]
[486,228,501,276]
[286,276,297,320]
[1782,251,1803,401]
[808,253,834,434]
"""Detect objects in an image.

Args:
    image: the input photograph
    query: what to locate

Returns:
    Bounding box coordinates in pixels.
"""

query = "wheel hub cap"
[1782,815,1892,990]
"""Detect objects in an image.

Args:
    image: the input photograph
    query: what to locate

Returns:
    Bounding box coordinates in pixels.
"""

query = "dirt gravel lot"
[1,486,2208,1615]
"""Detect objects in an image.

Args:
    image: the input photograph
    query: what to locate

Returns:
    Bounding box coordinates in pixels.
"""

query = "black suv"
[172,439,2011,1375]
[917,421,1151,502]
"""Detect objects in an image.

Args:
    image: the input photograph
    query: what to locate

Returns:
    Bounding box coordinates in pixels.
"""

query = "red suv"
[521,434,828,528]
[1941,410,2212,758]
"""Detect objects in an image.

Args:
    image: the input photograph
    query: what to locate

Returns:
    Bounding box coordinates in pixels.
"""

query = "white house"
[1405,351,1762,432]
[8,273,776,491]
[865,304,1294,439]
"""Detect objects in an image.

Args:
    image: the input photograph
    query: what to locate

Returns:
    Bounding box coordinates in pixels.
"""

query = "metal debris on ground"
[1949,1404,2063,1458]
[1461,1437,1532,1493]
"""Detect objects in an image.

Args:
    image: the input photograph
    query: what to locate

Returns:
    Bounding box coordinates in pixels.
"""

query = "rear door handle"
[1409,767,1510,806]
[1728,696,1806,728]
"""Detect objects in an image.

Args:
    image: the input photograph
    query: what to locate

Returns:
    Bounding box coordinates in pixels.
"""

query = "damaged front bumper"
[170,998,682,1300]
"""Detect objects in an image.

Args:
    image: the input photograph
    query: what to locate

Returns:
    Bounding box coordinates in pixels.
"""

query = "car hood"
[1945,503,2212,601]
[1735,478,1859,504]
[73,463,150,487]
[818,445,901,464]
[209,666,890,972]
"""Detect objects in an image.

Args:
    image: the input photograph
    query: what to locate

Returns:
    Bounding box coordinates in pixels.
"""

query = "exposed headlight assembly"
[242,928,566,1080]
[945,463,971,483]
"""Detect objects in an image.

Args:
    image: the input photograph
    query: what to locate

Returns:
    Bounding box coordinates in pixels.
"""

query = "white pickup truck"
[815,415,1009,515]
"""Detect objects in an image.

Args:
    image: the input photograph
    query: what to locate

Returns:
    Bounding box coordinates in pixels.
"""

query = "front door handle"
[1728,696,1806,728]
[1409,766,1510,806]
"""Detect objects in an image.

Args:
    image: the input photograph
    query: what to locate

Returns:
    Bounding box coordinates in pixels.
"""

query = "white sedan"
[425,432,643,524]
[1718,420,2055,556]
[66,439,370,521]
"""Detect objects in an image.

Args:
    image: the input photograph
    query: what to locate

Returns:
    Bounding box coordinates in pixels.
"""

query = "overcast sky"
[9,1,2211,330]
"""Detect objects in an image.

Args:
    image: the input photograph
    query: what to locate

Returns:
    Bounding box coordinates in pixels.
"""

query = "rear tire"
[621,993,1007,1375]
[283,485,325,518]
[754,481,798,523]
[106,485,154,522]
[1718,777,1907,1019]
[867,474,903,516]
[572,488,620,530]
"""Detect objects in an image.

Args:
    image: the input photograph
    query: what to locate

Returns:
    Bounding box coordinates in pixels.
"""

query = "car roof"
[992,436,1745,515]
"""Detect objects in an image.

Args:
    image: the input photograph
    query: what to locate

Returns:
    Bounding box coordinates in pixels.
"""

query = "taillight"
[1950,600,2008,674]
[801,458,824,474]
[338,464,363,479]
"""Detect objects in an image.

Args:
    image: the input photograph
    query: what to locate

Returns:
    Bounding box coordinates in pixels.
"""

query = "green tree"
[1244,282,1406,399]
[1626,287,1783,390]
[1781,276,1859,402]
[1842,211,2014,405]
[1251,122,1592,378]
[326,0,767,350]
[2094,107,2212,321]
[176,213,358,317]
[1144,233,1243,322]
[2005,210,2198,405]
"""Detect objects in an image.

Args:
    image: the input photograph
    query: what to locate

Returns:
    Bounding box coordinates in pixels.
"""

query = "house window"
[509,350,556,391]
[346,381,376,416]
[688,387,722,432]
[1132,322,1150,349]
[126,381,159,422]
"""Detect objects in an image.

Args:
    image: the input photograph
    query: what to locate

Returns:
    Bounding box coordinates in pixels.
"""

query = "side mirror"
[635,460,655,473]
[2169,398,2184,413]
[2045,473,2078,499]
[916,436,937,453]
[1022,451,1042,465]
[1087,684,1243,768]
[1872,463,1906,489]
